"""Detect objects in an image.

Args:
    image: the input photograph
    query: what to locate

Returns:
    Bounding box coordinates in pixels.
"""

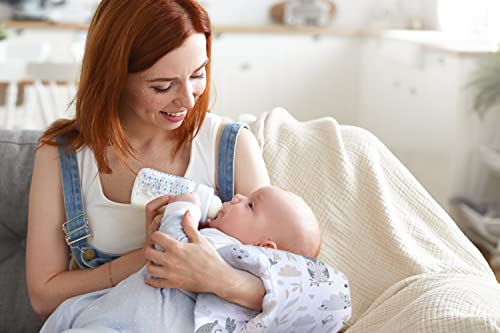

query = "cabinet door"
[211,33,360,123]
[357,38,463,208]
[358,39,428,149]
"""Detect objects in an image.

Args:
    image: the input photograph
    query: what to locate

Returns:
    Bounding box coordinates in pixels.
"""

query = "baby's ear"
[256,240,277,249]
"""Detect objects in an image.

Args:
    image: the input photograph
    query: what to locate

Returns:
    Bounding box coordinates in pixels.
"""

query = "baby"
[160,185,321,258]
[160,185,323,332]
[41,186,323,333]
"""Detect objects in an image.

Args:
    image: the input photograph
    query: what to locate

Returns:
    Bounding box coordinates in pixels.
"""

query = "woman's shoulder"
[201,112,223,129]
[34,143,60,166]
[196,113,222,142]
[34,143,92,176]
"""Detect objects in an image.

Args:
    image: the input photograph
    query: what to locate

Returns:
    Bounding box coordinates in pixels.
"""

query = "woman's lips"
[160,110,187,123]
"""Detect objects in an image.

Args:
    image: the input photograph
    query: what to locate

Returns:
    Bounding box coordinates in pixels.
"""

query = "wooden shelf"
[5,19,89,31]
[4,20,497,54]
[4,20,374,37]
[213,24,375,37]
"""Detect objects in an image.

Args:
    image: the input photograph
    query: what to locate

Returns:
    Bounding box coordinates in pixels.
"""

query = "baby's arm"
[158,193,201,243]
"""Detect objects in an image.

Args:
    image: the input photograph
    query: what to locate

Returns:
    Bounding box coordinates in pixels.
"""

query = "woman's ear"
[256,240,277,249]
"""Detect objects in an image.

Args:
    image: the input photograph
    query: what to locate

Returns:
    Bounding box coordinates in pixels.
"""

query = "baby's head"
[209,186,321,258]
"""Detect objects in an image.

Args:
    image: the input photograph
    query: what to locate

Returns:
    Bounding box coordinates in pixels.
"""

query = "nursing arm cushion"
[250,108,500,332]
[194,244,352,333]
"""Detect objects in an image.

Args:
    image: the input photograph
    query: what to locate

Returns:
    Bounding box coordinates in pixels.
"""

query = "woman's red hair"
[40,0,212,173]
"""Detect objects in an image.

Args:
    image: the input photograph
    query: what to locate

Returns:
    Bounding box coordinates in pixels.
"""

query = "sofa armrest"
[0,129,44,332]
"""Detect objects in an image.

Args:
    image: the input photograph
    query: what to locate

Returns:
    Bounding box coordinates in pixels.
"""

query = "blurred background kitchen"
[1,0,500,270]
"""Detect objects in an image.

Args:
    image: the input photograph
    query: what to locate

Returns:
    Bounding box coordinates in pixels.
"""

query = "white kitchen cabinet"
[210,33,362,124]
[356,38,479,209]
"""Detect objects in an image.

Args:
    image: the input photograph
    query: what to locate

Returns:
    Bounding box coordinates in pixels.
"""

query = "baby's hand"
[168,192,201,207]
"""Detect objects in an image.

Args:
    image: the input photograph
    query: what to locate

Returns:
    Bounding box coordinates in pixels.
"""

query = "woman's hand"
[144,203,265,310]
[144,195,173,249]
[144,210,229,293]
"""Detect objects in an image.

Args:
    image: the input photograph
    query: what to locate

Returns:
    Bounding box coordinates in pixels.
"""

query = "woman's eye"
[191,72,205,80]
[152,86,172,94]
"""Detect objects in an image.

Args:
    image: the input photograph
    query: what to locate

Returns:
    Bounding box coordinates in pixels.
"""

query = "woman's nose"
[174,81,196,109]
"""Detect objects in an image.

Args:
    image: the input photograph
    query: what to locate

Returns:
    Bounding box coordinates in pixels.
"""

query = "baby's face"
[208,188,269,245]
[208,186,302,247]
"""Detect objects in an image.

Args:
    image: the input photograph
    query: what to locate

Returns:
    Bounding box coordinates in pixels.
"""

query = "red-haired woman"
[26,0,270,320]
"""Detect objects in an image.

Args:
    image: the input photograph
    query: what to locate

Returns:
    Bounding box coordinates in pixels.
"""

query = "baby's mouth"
[212,209,224,222]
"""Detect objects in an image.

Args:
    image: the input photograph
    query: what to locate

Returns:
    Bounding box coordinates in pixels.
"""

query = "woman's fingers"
[148,215,161,235]
[151,231,182,254]
[145,277,170,289]
[145,261,166,278]
[148,231,182,258]
[145,214,162,249]
[144,212,226,293]
[182,210,201,243]
[152,214,161,229]
[145,195,173,223]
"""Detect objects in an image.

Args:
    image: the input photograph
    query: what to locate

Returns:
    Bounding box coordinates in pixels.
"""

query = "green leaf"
[470,51,500,119]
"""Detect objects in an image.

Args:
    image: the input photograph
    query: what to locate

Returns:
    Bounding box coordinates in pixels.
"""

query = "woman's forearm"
[30,248,145,319]
[106,248,146,285]
[215,266,265,311]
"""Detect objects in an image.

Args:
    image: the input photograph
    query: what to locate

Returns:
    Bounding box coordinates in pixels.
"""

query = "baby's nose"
[231,195,244,204]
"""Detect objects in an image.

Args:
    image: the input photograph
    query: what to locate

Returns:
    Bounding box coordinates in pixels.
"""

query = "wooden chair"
[0,80,77,130]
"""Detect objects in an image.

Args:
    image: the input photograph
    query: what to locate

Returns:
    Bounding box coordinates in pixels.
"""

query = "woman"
[26,0,270,319]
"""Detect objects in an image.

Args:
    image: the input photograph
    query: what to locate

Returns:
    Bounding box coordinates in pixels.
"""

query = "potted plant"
[467,49,500,195]
[471,50,500,120]
[0,23,7,62]
[0,23,7,41]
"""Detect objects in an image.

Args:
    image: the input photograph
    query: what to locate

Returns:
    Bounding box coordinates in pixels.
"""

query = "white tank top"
[76,113,222,255]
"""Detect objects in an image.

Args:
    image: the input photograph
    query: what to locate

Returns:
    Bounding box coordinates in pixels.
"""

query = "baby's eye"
[247,202,253,210]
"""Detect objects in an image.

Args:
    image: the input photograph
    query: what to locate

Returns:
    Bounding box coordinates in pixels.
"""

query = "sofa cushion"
[0,129,43,332]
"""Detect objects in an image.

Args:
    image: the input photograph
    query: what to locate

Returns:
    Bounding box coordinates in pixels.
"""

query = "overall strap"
[217,122,246,203]
[56,137,92,269]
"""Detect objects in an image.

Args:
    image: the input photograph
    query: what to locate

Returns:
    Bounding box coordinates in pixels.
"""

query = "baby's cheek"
[217,221,240,240]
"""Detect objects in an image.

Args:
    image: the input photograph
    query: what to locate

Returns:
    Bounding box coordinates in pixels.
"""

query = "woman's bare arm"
[26,144,145,319]
[234,128,271,195]
[224,127,270,309]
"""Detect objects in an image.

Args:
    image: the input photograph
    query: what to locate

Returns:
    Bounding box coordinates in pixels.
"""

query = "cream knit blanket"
[250,108,500,332]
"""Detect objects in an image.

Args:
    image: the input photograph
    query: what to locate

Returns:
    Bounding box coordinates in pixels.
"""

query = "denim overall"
[57,122,245,269]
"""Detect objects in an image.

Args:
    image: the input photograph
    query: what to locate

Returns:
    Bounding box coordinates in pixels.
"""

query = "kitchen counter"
[380,29,499,56]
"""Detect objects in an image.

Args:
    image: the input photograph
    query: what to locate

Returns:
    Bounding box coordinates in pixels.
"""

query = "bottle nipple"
[207,195,223,219]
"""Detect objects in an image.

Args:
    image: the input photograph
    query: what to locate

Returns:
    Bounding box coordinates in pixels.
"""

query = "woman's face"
[120,33,208,132]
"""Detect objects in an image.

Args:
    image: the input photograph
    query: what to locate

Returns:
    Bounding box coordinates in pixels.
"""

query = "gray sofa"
[0,130,44,332]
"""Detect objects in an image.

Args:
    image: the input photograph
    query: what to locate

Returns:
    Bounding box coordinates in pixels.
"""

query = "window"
[438,0,500,43]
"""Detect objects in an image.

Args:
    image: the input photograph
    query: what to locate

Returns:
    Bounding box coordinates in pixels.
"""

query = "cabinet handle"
[240,63,251,71]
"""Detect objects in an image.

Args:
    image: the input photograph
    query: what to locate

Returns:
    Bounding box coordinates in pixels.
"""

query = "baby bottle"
[130,167,222,222]
[188,182,223,222]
